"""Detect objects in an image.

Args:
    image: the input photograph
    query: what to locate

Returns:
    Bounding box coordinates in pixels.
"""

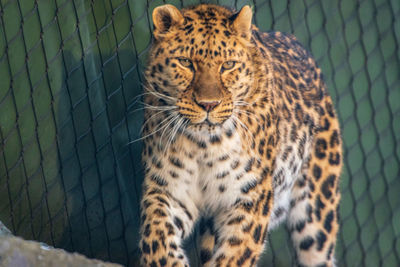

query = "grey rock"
[0,235,123,267]
[0,221,11,237]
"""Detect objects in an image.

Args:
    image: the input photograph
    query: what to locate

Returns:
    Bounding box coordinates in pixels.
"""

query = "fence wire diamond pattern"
[0,0,399,266]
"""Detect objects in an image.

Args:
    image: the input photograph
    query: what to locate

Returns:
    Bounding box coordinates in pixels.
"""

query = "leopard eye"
[221,61,236,72]
[178,58,193,68]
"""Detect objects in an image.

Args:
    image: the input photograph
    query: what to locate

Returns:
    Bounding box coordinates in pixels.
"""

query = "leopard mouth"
[179,111,228,127]
[198,119,221,128]
[201,114,224,125]
[203,118,216,125]
[190,120,220,128]
[195,114,228,127]
[184,116,230,135]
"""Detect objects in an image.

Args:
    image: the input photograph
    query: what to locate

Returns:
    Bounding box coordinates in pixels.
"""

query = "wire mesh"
[0,0,399,266]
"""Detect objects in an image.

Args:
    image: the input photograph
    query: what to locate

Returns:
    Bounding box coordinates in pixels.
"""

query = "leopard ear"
[230,5,253,40]
[152,4,185,39]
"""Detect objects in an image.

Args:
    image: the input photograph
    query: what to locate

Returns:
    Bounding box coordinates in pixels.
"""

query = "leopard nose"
[198,101,221,112]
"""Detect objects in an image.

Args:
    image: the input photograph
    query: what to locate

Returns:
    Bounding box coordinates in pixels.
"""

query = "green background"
[0,0,399,266]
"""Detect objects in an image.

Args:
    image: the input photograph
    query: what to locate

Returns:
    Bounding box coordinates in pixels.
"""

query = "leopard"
[139,3,342,267]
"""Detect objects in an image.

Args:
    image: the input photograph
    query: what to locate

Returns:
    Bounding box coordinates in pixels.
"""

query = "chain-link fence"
[0,0,399,266]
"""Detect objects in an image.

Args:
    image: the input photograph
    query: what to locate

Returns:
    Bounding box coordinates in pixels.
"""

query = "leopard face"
[145,4,259,136]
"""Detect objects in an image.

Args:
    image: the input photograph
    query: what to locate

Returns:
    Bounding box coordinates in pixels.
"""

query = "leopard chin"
[185,117,234,136]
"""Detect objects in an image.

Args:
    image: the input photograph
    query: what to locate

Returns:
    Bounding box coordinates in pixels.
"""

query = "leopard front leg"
[140,184,198,267]
[288,105,342,267]
[198,218,217,265]
[204,176,274,267]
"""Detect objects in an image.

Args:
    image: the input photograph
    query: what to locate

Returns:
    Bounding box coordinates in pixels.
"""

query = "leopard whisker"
[130,91,174,104]
[233,100,251,107]
[235,108,257,117]
[234,94,262,106]
[129,83,176,108]
[159,113,181,149]
[163,117,185,156]
[140,109,174,133]
[141,102,177,110]
[127,111,178,144]
[231,116,251,146]
[130,104,177,114]
[231,114,255,146]
[143,83,176,101]
[235,109,259,122]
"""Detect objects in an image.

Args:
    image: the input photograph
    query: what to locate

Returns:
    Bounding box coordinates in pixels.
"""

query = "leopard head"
[145,4,261,136]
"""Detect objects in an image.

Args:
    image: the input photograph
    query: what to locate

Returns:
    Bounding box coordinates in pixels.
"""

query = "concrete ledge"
[0,220,11,236]
[0,235,123,267]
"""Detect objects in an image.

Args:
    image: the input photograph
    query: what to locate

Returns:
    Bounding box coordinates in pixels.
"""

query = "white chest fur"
[158,130,256,216]
[150,126,310,230]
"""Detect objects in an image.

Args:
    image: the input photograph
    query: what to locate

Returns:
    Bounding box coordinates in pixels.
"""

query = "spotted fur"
[139,4,342,267]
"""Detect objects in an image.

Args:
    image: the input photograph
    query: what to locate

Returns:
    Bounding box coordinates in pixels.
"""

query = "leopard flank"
[139,4,342,267]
